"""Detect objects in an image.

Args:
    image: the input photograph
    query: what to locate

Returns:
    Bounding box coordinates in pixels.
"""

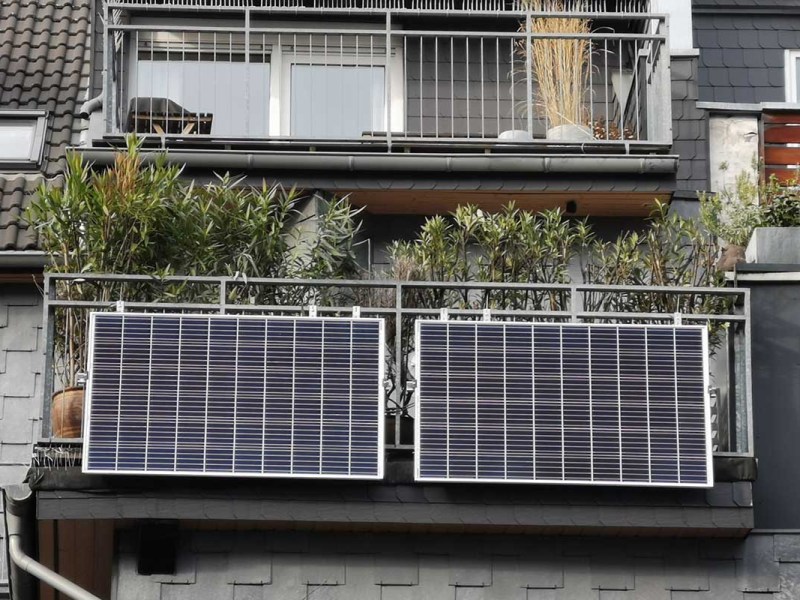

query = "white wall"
[651,0,694,52]
[708,115,760,192]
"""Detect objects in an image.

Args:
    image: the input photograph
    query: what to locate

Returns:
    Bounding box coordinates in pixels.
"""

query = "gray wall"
[112,529,800,600]
[694,11,800,104]
[747,280,800,529]
[672,56,708,195]
[0,284,43,592]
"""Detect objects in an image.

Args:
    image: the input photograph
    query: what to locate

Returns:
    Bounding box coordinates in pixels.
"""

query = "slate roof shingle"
[0,0,90,251]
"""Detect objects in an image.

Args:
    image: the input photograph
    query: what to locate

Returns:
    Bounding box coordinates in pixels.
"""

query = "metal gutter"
[75,148,679,175]
[0,251,47,268]
[3,484,104,600]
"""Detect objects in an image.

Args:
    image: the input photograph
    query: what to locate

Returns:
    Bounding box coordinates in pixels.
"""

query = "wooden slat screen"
[762,111,800,184]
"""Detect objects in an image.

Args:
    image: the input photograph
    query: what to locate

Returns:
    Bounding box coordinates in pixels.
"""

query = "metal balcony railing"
[101,10,671,149]
[41,274,751,458]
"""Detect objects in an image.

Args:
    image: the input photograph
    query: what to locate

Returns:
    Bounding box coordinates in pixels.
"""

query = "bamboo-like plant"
[28,137,364,391]
[521,0,592,130]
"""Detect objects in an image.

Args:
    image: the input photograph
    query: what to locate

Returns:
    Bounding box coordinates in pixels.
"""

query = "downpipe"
[3,484,104,600]
[7,536,104,600]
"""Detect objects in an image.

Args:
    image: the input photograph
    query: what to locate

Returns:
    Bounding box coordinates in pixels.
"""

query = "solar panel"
[83,313,385,479]
[415,321,712,488]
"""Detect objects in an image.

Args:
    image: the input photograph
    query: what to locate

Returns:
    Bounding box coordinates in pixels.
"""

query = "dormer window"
[0,111,47,168]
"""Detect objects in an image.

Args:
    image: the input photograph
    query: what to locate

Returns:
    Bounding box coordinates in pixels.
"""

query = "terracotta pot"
[51,387,84,438]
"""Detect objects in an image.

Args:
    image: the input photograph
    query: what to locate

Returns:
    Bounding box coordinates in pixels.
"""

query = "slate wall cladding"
[671,55,709,194]
[112,530,800,600]
[694,10,800,104]
[0,284,44,592]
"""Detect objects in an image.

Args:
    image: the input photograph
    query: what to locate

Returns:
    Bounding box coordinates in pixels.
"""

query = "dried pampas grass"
[521,0,591,128]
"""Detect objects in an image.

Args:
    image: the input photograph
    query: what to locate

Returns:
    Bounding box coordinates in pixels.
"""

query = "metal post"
[103,2,113,133]
[41,276,57,439]
[394,282,403,447]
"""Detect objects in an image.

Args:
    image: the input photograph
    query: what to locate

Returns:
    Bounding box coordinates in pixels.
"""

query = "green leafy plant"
[699,161,800,247]
[28,137,363,389]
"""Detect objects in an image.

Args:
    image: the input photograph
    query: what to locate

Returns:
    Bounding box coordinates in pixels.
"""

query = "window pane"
[0,121,35,160]
[135,60,270,136]
[795,56,800,102]
[291,64,385,138]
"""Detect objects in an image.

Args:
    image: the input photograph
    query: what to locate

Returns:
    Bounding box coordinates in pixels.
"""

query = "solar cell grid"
[83,312,384,479]
[415,320,712,488]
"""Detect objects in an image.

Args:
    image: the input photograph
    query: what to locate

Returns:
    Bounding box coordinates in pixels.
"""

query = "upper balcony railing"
[101,9,672,151]
[41,274,751,459]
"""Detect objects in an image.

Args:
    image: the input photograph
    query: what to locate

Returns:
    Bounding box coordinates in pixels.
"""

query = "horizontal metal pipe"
[112,23,665,42]
[44,273,745,297]
[77,148,680,174]
[106,1,668,20]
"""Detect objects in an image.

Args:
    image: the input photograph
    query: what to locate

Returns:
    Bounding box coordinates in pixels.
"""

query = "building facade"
[1,0,800,599]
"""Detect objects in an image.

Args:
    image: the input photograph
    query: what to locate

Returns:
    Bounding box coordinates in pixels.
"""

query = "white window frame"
[0,110,47,168]
[276,42,405,138]
[785,50,800,103]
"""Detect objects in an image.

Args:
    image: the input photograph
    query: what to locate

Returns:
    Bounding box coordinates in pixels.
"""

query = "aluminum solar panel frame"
[414,320,713,488]
[83,312,385,480]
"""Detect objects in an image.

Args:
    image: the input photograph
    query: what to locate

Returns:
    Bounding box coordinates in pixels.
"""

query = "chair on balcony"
[126,97,213,135]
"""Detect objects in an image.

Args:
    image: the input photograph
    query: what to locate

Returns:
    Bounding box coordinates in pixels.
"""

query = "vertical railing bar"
[197,30,202,134]
[245,8,251,135]
[173,316,183,472]
[466,36,470,138]
[509,37,515,131]
[403,33,408,138]
[495,36,500,137]
[635,38,641,140]
[434,36,439,138]
[480,36,485,138]
[219,280,227,314]
[385,12,392,150]
[743,288,754,455]
[394,283,403,448]
[525,10,533,136]
[603,37,609,140]
[310,32,315,134]
[103,0,112,133]
[450,36,454,138]
[588,35,593,138]
[419,36,423,137]
[368,33,373,135]
[618,38,624,144]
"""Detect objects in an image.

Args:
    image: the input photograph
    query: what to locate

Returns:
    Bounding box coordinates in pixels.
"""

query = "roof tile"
[0,0,90,251]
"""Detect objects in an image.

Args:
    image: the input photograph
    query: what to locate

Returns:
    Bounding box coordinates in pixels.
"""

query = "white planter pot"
[498,129,534,142]
[546,124,593,142]
[746,227,800,264]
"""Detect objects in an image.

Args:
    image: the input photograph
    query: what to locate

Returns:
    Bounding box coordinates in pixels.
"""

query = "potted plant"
[699,161,800,268]
[520,0,593,141]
